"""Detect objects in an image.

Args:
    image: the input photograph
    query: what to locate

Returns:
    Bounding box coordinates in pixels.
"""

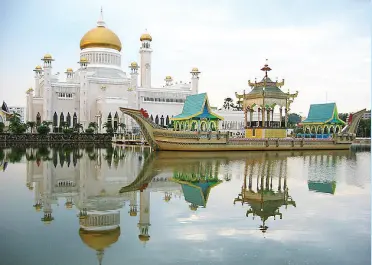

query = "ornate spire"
[260,59,272,78]
[97,7,106,27]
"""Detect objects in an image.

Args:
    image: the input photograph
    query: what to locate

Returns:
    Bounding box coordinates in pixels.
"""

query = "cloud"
[0,0,370,114]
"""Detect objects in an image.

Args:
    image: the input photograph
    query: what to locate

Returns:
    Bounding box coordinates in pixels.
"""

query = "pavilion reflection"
[234,154,296,233]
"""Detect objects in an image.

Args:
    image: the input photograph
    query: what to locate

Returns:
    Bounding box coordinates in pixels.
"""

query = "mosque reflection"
[19,146,359,264]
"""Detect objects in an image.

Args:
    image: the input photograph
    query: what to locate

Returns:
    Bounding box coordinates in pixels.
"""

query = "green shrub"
[85,128,94,134]
[37,125,50,135]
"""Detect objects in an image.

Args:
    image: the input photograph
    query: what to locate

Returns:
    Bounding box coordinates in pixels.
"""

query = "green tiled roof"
[172,93,223,120]
[248,77,287,95]
[302,103,345,125]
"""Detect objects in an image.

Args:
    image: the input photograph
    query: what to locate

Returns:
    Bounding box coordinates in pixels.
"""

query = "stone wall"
[0,133,113,144]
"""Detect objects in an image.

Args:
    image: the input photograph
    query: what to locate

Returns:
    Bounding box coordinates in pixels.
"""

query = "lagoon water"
[0,145,370,265]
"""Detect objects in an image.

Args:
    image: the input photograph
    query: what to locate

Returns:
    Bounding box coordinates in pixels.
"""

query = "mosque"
[25,9,200,131]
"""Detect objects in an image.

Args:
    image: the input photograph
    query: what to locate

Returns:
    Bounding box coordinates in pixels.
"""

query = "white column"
[190,68,200,94]
[139,40,153,88]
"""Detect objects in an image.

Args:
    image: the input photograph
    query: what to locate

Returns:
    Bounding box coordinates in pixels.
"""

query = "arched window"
[36,112,41,126]
[66,112,71,127]
[53,112,58,127]
[73,112,77,127]
[60,112,64,127]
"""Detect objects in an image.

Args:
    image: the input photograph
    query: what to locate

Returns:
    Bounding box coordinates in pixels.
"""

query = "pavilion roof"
[172,93,224,121]
[302,103,345,125]
[247,77,288,96]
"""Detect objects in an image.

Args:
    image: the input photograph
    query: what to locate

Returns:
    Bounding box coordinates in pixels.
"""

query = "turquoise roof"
[180,181,218,207]
[302,103,345,125]
[308,181,336,195]
[172,93,223,120]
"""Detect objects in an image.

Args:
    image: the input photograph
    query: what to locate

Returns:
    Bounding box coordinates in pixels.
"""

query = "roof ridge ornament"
[260,59,272,78]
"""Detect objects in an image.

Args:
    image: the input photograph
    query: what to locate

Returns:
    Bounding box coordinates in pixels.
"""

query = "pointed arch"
[165,115,170,126]
[155,115,159,125]
[60,112,64,127]
[53,112,58,127]
[73,112,77,127]
[114,111,119,131]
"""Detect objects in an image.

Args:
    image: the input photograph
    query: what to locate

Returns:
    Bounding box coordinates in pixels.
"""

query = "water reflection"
[234,157,296,233]
[0,146,369,265]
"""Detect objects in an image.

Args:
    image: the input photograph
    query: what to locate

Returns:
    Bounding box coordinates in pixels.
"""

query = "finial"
[261,59,272,78]
[97,6,105,27]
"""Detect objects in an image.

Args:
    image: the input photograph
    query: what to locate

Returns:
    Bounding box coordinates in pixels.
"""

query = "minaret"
[139,30,153,88]
[78,57,89,128]
[41,54,54,121]
[42,157,54,225]
[164,76,173,86]
[26,88,34,122]
[137,188,151,243]
[190,67,200,94]
[129,191,138,217]
[129,62,139,109]
[65,68,74,83]
[33,65,42,97]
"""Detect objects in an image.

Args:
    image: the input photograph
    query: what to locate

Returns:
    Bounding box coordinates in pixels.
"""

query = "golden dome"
[130,61,138,68]
[35,65,42,70]
[66,68,73,72]
[43,54,52,60]
[140,33,152,42]
[65,202,73,209]
[165,76,172,80]
[34,205,42,212]
[79,227,121,251]
[43,221,52,225]
[129,211,137,217]
[191,67,199,72]
[80,25,122,51]
[138,234,150,242]
[80,57,88,63]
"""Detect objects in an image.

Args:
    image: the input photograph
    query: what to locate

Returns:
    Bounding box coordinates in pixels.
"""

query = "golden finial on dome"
[140,30,152,42]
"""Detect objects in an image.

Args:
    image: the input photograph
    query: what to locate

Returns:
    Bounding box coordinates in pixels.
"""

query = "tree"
[103,122,114,134]
[338,113,348,122]
[357,119,371,137]
[88,122,98,133]
[223,98,234,110]
[8,112,27,133]
[26,121,36,133]
[288,113,302,126]
[74,123,84,133]
[0,122,4,133]
[118,122,126,133]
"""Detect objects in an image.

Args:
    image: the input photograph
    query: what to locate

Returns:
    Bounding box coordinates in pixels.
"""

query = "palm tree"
[41,121,53,132]
[118,122,126,133]
[26,121,36,133]
[74,123,84,133]
[103,122,114,134]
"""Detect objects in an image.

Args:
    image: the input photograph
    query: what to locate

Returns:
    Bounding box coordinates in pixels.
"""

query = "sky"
[0,0,370,115]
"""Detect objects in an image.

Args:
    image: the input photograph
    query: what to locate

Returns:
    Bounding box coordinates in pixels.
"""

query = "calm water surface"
[0,146,370,265]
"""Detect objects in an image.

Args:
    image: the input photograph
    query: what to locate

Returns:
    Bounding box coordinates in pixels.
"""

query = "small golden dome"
[191,67,199,72]
[129,211,137,217]
[80,25,122,51]
[34,205,42,212]
[44,54,52,60]
[140,33,152,42]
[138,234,150,242]
[189,204,198,211]
[43,221,52,225]
[165,76,172,80]
[65,202,73,209]
[79,227,121,251]
[80,57,88,63]
[130,61,138,67]
[66,68,73,72]
[35,65,42,70]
